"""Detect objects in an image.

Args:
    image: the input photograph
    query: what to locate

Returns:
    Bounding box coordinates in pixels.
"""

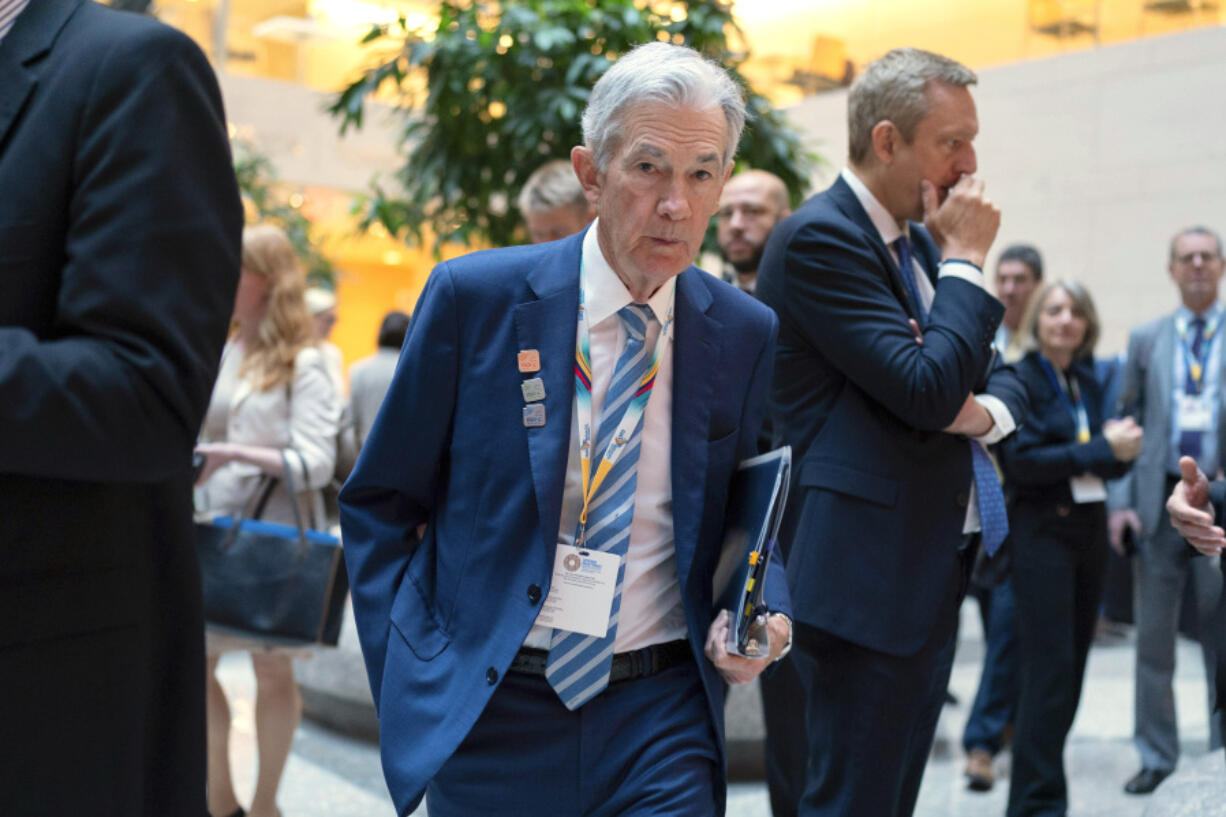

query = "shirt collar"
[1176,301,1222,325]
[841,166,907,248]
[581,219,676,336]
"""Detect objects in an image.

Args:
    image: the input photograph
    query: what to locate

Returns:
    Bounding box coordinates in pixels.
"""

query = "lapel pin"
[521,377,546,403]
[517,349,541,373]
[523,404,546,427]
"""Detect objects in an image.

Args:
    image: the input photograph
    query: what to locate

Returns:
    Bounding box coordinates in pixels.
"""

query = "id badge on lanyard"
[1178,314,1218,431]
[544,260,674,637]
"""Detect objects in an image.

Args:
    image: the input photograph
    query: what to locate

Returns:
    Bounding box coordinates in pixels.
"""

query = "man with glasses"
[1109,225,1226,795]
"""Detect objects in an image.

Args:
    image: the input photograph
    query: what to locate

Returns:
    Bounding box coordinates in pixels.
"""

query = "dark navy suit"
[757,176,1027,817]
[0,1,241,813]
[340,228,791,815]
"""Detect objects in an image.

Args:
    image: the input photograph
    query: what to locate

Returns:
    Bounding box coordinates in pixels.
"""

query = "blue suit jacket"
[757,176,1027,658]
[339,228,789,815]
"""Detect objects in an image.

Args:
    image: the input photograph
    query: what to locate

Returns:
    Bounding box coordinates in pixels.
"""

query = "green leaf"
[327,0,818,255]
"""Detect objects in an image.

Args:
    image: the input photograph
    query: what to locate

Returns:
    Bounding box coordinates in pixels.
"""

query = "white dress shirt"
[841,168,1015,533]
[523,222,687,651]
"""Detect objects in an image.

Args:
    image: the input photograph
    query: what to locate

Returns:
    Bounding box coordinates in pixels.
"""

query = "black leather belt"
[509,639,692,684]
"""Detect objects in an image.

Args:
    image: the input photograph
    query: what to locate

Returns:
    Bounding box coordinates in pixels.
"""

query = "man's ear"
[572,146,602,208]
[870,120,899,166]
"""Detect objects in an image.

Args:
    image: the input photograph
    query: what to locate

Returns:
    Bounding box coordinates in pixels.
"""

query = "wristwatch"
[769,612,793,662]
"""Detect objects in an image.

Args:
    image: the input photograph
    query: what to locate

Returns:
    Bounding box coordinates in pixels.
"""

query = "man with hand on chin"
[341,42,791,817]
[758,47,1027,817]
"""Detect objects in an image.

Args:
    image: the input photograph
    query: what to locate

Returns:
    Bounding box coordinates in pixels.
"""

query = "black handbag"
[195,451,348,646]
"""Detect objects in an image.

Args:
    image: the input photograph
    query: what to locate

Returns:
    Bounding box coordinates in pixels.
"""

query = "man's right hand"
[944,393,993,437]
[1167,456,1225,556]
[1103,417,1144,462]
[1108,508,1142,557]
[922,176,1000,269]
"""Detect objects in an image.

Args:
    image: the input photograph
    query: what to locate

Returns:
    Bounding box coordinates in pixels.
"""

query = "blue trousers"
[427,659,720,816]
[760,655,809,817]
[793,547,973,817]
[793,619,959,817]
[962,577,1020,756]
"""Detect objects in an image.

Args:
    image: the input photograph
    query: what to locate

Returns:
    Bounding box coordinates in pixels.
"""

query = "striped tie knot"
[619,303,653,343]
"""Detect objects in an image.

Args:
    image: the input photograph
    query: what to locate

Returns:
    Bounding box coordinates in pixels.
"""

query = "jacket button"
[527,584,542,604]
[486,667,498,685]
[956,492,969,508]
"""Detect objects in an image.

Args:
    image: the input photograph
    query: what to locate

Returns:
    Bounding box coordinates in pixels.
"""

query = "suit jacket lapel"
[910,227,942,285]
[1153,316,1176,456]
[0,0,78,150]
[514,233,582,559]
[828,176,923,324]
[670,268,716,594]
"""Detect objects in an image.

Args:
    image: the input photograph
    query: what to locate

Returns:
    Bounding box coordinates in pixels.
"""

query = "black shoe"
[1123,768,1171,794]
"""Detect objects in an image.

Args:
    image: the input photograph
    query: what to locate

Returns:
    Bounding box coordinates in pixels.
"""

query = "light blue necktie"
[894,237,1009,557]
[546,304,656,710]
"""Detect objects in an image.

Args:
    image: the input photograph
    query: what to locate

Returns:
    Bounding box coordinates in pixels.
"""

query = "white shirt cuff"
[973,394,1015,444]
[938,260,985,289]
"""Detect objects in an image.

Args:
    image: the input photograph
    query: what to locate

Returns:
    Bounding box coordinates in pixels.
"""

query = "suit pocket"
[799,459,898,508]
[389,569,452,661]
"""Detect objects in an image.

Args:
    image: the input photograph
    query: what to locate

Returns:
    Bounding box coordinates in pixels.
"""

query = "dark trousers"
[793,548,971,817]
[760,656,809,817]
[428,659,718,817]
[1007,502,1108,817]
[0,526,207,817]
[963,576,1020,756]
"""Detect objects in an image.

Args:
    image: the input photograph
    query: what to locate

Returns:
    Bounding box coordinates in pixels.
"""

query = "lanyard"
[573,259,674,545]
[1177,313,1220,395]
[1038,356,1091,444]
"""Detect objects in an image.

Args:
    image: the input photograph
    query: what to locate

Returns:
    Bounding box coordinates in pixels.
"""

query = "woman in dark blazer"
[1001,281,1143,817]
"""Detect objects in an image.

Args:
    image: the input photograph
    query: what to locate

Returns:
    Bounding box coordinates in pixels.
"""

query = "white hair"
[581,42,745,172]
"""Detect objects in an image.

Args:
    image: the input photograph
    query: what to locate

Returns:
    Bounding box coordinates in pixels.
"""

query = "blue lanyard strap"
[1039,356,1091,444]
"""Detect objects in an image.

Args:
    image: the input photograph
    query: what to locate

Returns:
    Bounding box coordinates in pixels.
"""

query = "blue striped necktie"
[1179,317,1207,460]
[546,303,656,710]
[895,234,926,326]
[894,237,1008,557]
[0,0,30,42]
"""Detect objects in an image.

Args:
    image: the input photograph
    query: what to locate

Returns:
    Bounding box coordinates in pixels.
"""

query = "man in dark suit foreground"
[0,0,242,813]
[757,47,1027,817]
[340,42,792,817]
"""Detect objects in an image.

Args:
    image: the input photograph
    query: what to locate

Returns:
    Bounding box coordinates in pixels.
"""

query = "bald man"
[717,170,791,295]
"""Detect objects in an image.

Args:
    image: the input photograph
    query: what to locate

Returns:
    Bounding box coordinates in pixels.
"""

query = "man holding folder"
[341,42,792,817]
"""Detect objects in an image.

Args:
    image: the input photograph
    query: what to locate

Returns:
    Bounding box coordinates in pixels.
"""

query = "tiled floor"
[214,601,1221,816]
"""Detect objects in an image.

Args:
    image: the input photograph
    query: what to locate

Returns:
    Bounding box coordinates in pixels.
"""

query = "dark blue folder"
[712,447,791,657]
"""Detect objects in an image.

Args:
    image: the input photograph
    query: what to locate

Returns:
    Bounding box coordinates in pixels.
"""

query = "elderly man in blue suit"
[340,42,792,817]
[757,48,1028,817]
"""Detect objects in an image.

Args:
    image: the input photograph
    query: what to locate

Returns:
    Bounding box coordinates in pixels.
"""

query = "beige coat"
[199,345,339,528]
